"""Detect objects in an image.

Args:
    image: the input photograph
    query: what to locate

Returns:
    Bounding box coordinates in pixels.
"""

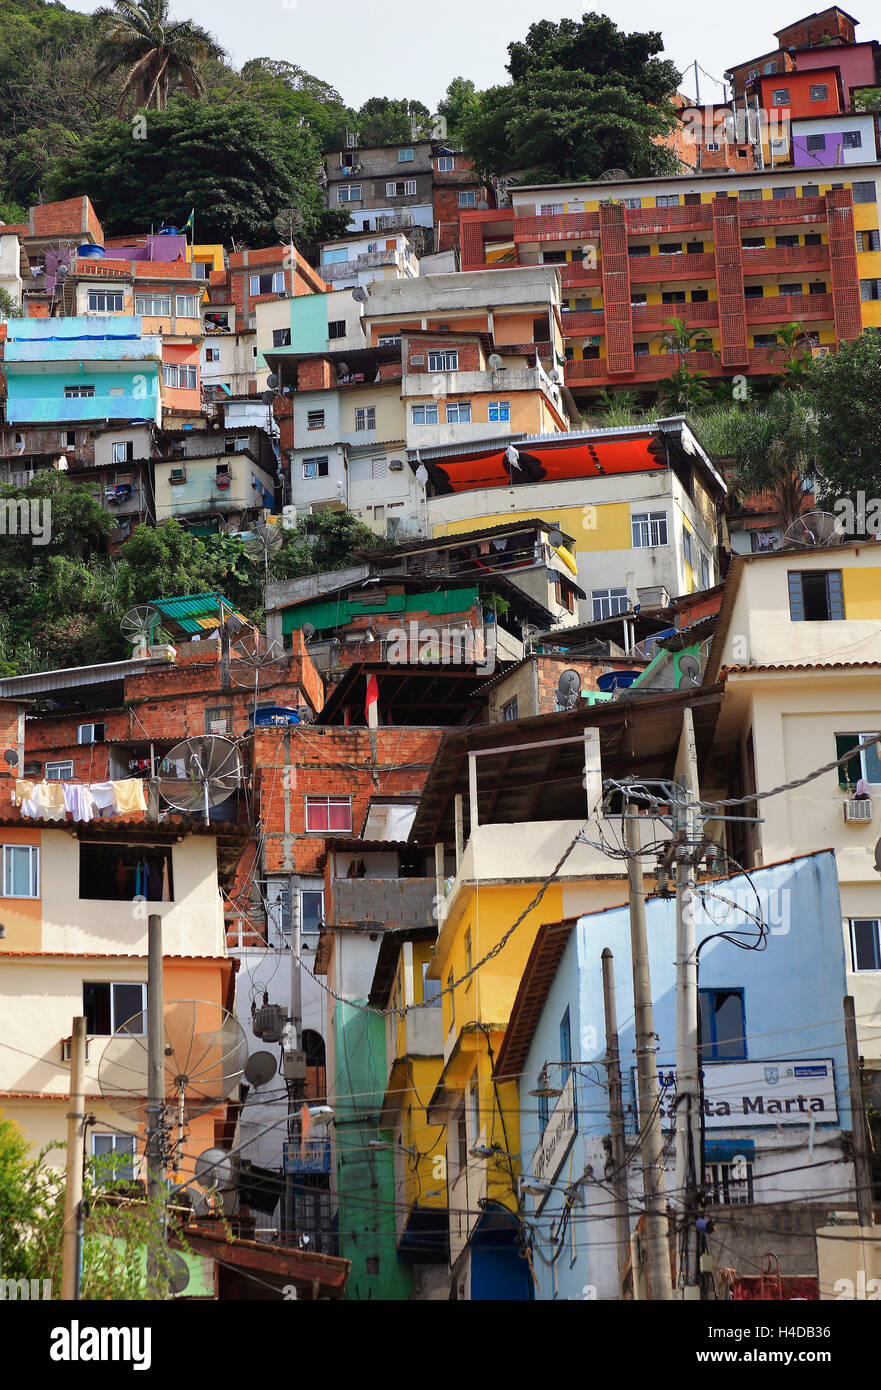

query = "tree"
[355,96,431,146]
[657,363,711,413]
[460,11,681,182]
[437,77,481,143]
[239,58,353,150]
[658,316,713,363]
[811,331,881,507]
[715,390,816,531]
[48,96,330,244]
[93,0,225,113]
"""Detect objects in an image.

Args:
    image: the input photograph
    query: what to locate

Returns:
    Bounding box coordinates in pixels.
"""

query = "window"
[857,231,880,253]
[338,185,362,203]
[205,705,232,735]
[64,385,94,399]
[329,320,346,339]
[323,247,348,264]
[225,437,249,453]
[655,194,679,207]
[805,134,826,152]
[92,1133,136,1184]
[772,188,796,201]
[809,84,828,101]
[77,723,105,745]
[763,61,777,74]
[632,511,668,548]
[630,292,647,307]
[682,528,693,566]
[464,927,472,975]
[779,283,803,297]
[809,280,828,294]
[302,456,329,478]
[835,733,881,787]
[738,188,762,201]
[659,242,683,255]
[249,271,285,296]
[771,88,790,105]
[560,1007,572,1080]
[851,182,876,204]
[428,350,458,372]
[422,960,441,1005]
[662,291,686,304]
[700,553,711,589]
[542,251,567,264]
[501,697,519,722]
[705,1159,754,1205]
[377,334,401,347]
[458,192,477,208]
[488,400,510,423]
[205,346,220,362]
[111,441,133,464]
[850,919,881,972]
[83,981,146,1034]
[88,291,123,313]
[370,456,386,480]
[2,844,39,898]
[629,245,650,258]
[468,1075,479,1140]
[691,289,709,303]
[45,760,74,780]
[272,328,291,347]
[788,569,844,621]
[135,294,171,317]
[411,404,438,425]
[592,588,629,621]
[437,155,455,172]
[698,988,746,1060]
[397,148,414,162]
[80,844,172,902]
[162,363,197,389]
[744,287,764,300]
[305,796,351,832]
[354,406,376,431]
[801,184,819,197]
[540,203,564,215]
[175,294,198,318]
[843,131,863,150]
[445,401,471,423]
[385,180,416,197]
[300,888,325,934]
[306,409,325,430]
[447,970,455,1031]
[633,342,650,357]
[860,279,881,300]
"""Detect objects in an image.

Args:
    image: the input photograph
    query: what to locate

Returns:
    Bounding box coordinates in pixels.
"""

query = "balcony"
[563,345,824,388]
[3,395,160,425]
[558,261,602,288]
[745,291,834,322]
[631,301,719,330]
[741,244,829,274]
[625,205,713,233]
[561,309,606,335]
[514,212,600,243]
[738,196,826,226]
[628,251,716,282]
[320,249,400,281]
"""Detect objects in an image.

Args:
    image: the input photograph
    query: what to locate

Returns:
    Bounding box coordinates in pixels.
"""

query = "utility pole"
[61,1015,87,1301]
[674,771,701,1298]
[146,913,166,1296]
[843,995,875,1228]
[601,949,632,1289]
[283,884,306,1242]
[624,811,673,1300]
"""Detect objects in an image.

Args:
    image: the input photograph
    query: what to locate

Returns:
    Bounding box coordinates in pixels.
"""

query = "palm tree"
[657,363,711,413]
[717,389,817,531]
[770,321,814,389]
[94,0,225,113]
[658,316,714,365]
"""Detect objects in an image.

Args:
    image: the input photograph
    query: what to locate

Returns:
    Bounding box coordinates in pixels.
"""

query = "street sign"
[283,1139,331,1175]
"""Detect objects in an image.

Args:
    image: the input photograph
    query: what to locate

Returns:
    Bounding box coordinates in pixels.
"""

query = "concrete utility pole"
[674,771,701,1299]
[843,995,875,1228]
[624,811,673,1300]
[146,913,167,1296]
[601,949,632,1288]
[283,885,306,1241]
[61,1015,88,1301]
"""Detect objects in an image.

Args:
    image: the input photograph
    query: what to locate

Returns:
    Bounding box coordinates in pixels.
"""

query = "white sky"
[67,0,840,110]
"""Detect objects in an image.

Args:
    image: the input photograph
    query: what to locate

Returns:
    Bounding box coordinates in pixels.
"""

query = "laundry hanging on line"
[13,778,148,821]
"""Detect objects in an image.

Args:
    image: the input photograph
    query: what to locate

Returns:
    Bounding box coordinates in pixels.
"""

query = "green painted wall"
[282,585,480,635]
[333,1001,412,1301]
[291,293,330,353]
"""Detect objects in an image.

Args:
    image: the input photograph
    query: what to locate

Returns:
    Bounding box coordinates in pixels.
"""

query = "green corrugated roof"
[150,593,246,634]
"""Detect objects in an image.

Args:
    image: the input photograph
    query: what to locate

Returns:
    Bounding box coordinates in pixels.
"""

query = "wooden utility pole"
[844,995,875,1228]
[601,949,632,1287]
[61,1015,88,1301]
[624,811,673,1300]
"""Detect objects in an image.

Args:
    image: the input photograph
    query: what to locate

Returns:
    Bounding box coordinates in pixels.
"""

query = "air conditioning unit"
[844,798,872,824]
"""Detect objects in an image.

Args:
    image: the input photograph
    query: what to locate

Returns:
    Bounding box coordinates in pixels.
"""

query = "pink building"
[794,40,879,109]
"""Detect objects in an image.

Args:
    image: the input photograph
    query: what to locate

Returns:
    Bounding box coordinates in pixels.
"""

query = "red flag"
[300,1103,312,1159]
[365,673,379,725]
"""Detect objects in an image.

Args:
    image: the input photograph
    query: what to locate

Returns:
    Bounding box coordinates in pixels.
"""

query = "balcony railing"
[631,301,719,329]
[738,196,826,225]
[558,261,602,287]
[514,212,600,242]
[561,309,606,334]
[741,244,829,272]
[625,205,713,232]
[745,291,834,321]
[628,251,716,281]
[563,344,829,387]
[320,249,399,281]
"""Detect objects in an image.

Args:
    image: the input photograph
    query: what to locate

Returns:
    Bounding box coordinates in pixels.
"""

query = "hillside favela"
[1,0,881,1351]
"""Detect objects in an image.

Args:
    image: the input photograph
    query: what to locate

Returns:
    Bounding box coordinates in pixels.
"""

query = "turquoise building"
[4,316,163,425]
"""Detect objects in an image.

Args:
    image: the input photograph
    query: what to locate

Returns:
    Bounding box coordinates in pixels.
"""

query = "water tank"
[597,670,641,693]
[77,244,105,259]
[252,705,301,727]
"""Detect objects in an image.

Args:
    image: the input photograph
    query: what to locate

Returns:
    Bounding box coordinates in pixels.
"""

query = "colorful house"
[3,317,162,426]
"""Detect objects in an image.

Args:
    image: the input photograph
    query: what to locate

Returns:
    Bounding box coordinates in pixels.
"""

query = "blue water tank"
[597,669,641,692]
[78,244,105,258]
[252,705,301,727]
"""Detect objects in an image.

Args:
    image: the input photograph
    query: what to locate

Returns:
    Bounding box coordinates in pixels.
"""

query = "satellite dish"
[228,634,289,723]
[4,749,18,766]
[274,207,304,243]
[488,353,503,371]
[244,1050,278,1088]
[557,669,582,711]
[261,390,275,405]
[98,999,247,1130]
[302,622,315,640]
[166,1251,190,1296]
[547,527,564,548]
[874,836,881,875]
[352,286,368,303]
[266,373,279,390]
[783,510,848,547]
[194,1146,236,1190]
[157,736,242,824]
[241,522,283,584]
[548,369,562,384]
[121,604,161,656]
[597,168,630,182]
[678,653,702,688]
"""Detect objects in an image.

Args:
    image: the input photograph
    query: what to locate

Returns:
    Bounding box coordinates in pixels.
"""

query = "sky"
[66,0,831,110]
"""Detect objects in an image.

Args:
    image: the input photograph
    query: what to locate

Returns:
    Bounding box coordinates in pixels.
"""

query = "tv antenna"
[120,604,161,658]
[240,521,283,586]
[228,633,289,725]
[783,509,848,548]
[97,999,247,1172]
[156,735,242,825]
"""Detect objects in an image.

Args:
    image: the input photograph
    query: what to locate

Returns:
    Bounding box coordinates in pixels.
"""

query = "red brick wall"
[405,338,481,372]
[297,359,334,390]
[30,196,103,244]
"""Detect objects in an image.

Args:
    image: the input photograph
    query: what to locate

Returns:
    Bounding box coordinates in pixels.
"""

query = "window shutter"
[787,572,805,620]
[827,570,844,619]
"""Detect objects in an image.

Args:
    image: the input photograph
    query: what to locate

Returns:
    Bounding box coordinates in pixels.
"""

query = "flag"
[365,672,379,728]
[300,1103,312,1160]
[182,209,194,235]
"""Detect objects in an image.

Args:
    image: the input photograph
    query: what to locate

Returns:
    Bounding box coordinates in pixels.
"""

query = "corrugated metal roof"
[0,657,162,699]
[150,593,248,634]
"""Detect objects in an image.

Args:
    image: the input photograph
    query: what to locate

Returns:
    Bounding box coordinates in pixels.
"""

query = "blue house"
[4,317,162,426]
[494,851,854,1300]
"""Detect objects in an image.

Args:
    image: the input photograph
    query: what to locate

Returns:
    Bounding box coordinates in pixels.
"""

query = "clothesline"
[13,777,148,823]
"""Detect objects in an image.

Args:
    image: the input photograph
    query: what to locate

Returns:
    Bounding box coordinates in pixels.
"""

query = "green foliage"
[506,12,681,97]
[47,95,329,244]
[713,390,816,529]
[93,0,225,113]
[811,331,881,506]
[658,316,713,359]
[355,96,431,146]
[437,77,480,143]
[240,57,353,149]
[657,363,711,413]
[0,286,22,318]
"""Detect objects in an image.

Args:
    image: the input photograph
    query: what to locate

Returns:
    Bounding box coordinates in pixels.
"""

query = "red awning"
[426,437,667,494]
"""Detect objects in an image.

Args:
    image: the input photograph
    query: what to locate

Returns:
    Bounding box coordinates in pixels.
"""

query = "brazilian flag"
[182,209,194,235]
